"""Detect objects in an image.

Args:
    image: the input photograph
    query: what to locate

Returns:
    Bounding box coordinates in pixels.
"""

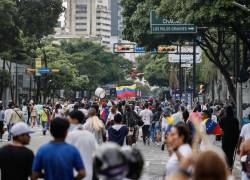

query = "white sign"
[181,64,192,68]
[168,46,202,63]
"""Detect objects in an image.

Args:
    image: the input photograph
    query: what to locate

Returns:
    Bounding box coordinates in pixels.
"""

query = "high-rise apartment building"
[110,0,123,37]
[65,0,111,46]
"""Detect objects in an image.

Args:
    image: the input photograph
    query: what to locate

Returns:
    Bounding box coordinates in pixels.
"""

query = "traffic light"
[26,68,36,75]
[110,88,117,97]
[199,84,205,94]
[157,45,177,54]
[113,43,135,53]
[51,69,60,73]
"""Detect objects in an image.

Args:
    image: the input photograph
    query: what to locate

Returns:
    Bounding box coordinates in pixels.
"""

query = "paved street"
[0,127,169,180]
[0,127,243,180]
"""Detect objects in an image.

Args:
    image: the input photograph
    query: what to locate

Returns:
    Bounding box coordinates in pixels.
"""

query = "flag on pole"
[116,84,136,99]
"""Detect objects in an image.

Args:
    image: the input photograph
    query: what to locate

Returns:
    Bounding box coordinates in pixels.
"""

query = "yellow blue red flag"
[116,84,136,99]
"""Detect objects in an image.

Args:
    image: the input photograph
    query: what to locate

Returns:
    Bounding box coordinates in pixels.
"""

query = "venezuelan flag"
[116,84,137,99]
[203,118,223,135]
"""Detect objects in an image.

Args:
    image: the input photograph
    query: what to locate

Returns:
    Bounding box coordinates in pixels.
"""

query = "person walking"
[183,110,195,143]
[30,103,37,128]
[123,104,140,145]
[22,102,29,124]
[0,105,5,141]
[140,103,153,145]
[83,108,106,144]
[220,105,240,169]
[165,124,192,178]
[0,122,34,180]
[4,103,13,141]
[106,105,119,128]
[108,113,128,146]
[200,110,222,151]
[52,103,64,119]
[7,105,24,141]
[32,117,86,180]
[151,106,162,144]
[39,106,49,136]
[66,110,97,180]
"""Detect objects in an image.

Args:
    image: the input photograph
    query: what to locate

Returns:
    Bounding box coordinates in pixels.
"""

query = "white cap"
[11,122,34,137]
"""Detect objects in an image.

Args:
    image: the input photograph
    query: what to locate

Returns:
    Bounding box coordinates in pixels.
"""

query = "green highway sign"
[150,10,197,34]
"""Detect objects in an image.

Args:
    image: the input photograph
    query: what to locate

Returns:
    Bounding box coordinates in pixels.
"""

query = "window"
[76,17,87,20]
[76,23,87,25]
[75,29,86,31]
[76,4,87,9]
[76,10,87,13]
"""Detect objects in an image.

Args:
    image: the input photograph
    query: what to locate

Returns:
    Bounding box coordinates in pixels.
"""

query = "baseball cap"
[11,122,34,137]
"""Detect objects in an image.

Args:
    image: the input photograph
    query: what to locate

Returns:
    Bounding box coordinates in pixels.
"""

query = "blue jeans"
[242,172,250,180]
[7,124,14,141]
[150,122,156,142]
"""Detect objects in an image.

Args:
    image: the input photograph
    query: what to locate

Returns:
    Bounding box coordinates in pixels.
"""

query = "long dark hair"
[224,105,235,119]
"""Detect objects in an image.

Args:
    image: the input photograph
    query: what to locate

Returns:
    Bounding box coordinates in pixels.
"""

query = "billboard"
[168,46,202,63]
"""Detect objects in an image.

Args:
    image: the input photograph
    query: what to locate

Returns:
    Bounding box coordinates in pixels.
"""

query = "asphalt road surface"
[0,127,242,180]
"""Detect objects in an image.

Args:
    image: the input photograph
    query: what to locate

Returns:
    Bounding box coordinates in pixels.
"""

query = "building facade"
[65,0,111,47]
[110,0,123,37]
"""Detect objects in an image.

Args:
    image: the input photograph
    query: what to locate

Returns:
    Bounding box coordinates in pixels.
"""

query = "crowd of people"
[0,98,250,180]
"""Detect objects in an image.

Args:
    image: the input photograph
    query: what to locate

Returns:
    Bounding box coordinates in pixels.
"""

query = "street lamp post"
[232,1,250,122]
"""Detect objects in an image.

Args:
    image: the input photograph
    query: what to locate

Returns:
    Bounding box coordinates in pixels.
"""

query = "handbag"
[136,118,144,127]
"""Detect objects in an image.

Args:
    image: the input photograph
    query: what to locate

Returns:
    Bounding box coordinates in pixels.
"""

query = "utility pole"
[15,63,18,105]
[235,34,243,122]
[179,45,182,101]
[193,40,197,103]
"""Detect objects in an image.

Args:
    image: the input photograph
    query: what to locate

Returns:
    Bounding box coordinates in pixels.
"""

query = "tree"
[121,0,173,49]
[0,0,64,102]
[36,39,132,100]
[61,39,132,88]
[158,0,250,103]
[17,0,64,40]
[0,0,19,54]
[121,0,250,103]
[136,54,171,87]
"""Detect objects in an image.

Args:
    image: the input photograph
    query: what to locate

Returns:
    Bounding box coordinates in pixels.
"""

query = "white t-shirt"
[240,123,250,140]
[165,144,192,177]
[53,109,64,118]
[79,108,88,117]
[139,109,153,125]
[4,109,13,125]
[66,129,98,180]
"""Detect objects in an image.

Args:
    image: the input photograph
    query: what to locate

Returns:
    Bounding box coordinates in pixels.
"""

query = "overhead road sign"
[38,67,50,74]
[168,46,202,64]
[150,10,197,34]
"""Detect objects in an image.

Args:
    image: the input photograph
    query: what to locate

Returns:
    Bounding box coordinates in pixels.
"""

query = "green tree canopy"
[41,39,132,93]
